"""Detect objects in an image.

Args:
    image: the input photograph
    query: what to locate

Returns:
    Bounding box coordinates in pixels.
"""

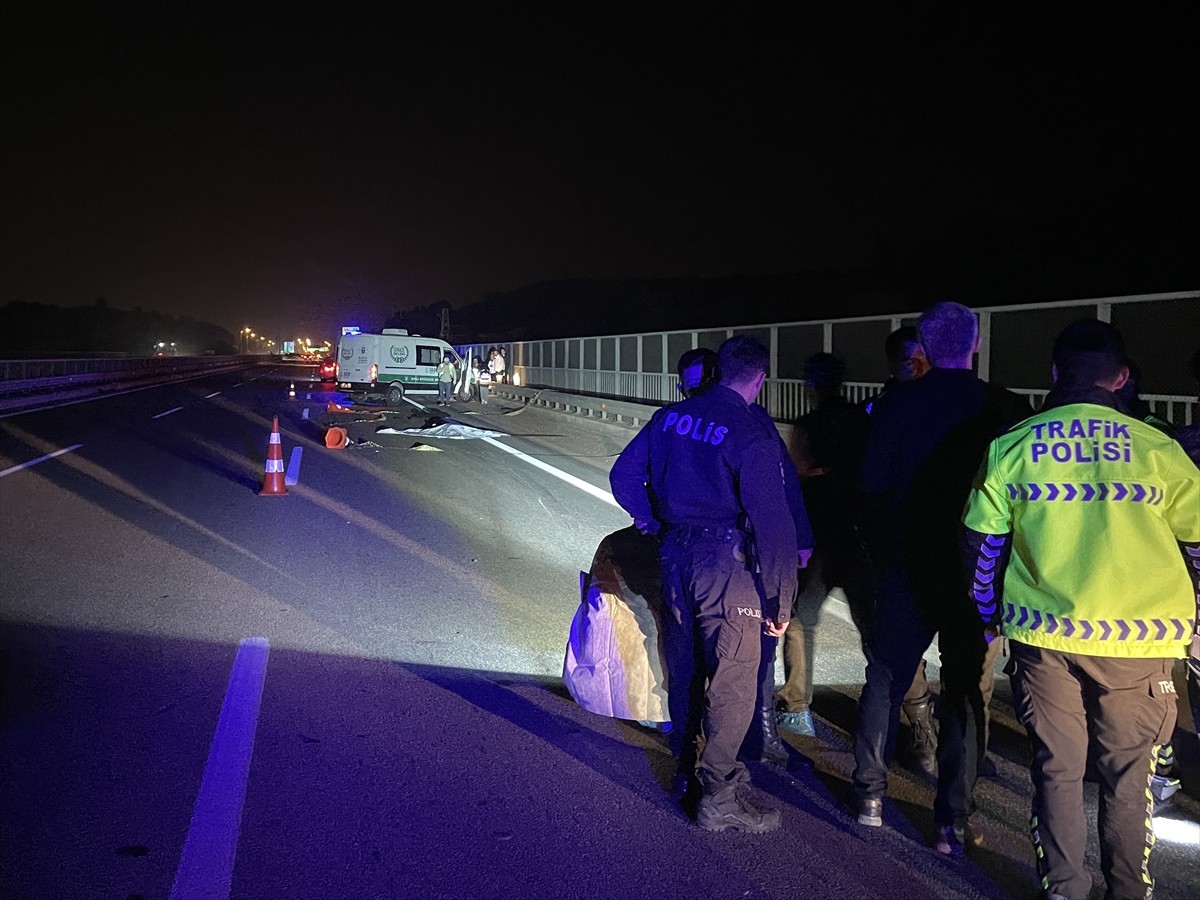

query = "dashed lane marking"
[204,391,221,399]
[0,443,84,478]
[153,406,185,419]
[170,637,270,900]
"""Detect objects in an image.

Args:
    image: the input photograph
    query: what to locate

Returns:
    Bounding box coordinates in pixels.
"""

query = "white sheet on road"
[376,423,506,439]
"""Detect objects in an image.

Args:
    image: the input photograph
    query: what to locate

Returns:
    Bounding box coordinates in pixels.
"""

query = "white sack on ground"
[376,423,506,439]
[564,527,669,723]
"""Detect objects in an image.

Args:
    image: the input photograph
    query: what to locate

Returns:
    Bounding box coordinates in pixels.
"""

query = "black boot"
[741,702,790,767]
[696,775,781,833]
[902,699,938,777]
[760,703,791,767]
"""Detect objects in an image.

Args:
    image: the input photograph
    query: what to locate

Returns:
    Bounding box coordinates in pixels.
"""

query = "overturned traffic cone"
[288,382,296,401]
[259,415,287,496]
[327,400,353,413]
[325,426,349,449]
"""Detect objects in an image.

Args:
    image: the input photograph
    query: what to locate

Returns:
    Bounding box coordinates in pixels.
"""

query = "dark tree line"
[0,299,238,358]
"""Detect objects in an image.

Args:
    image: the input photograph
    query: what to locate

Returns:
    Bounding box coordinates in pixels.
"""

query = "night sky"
[2,3,1197,342]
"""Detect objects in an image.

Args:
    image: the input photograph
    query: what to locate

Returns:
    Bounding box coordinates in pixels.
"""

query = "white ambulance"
[336,329,466,405]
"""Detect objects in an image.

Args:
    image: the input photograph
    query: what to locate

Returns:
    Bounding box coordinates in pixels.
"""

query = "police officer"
[610,336,799,832]
[675,347,814,767]
[963,320,1200,900]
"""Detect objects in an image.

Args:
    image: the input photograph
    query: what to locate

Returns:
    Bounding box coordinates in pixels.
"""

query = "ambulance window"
[417,345,442,366]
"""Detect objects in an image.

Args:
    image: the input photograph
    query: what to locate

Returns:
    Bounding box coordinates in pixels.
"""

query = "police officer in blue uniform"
[610,336,799,832]
[675,347,814,767]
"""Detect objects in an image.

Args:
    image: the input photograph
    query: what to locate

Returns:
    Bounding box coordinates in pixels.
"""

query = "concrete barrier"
[488,383,801,460]
[489,385,660,426]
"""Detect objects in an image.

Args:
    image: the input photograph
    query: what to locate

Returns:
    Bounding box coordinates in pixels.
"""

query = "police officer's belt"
[666,524,742,541]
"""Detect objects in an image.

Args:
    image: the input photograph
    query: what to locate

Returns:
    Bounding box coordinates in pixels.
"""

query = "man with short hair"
[864,327,940,774]
[851,302,1029,856]
[610,336,799,832]
[884,325,931,387]
[676,347,718,399]
[775,352,871,738]
[436,353,456,405]
[674,345,813,767]
[963,319,1200,900]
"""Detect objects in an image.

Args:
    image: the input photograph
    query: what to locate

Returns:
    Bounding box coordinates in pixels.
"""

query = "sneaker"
[696,786,782,833]
[934,822,983,857]
[934,824,964,857]
[856,797,883,827]
[777,710,816,737]
[1151,774,1181,815]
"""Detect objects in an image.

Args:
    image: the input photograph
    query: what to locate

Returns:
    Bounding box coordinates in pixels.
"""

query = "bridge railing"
[458,291,1198,425]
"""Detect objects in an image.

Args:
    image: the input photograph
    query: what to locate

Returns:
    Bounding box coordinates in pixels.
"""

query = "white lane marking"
[232,382,243,387]
[153,406,185,419]
[170,637,270,900]
[284,447,303,486]
[480,435,620,508]
[306,393,312,400]
[403,397,427,411]
[404,395,619,507]
[301,407,310,420]
[204,391,221,399]
[0,443,84,478]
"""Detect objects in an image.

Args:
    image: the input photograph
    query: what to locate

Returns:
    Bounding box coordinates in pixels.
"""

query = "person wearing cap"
[610,336,799,832]
[962,319,1200,900]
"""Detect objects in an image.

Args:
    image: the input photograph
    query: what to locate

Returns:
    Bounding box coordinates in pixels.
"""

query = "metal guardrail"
[0,356,266,414]
[0,355,262,385]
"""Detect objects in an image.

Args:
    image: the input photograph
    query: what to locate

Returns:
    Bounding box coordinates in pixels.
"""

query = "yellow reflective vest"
[963,402,1200,658]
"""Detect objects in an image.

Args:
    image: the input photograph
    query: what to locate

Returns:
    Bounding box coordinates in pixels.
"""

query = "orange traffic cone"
[288,382,296,401]
[327,400,352,413]
[325,426,349,449]
[259,415,287,496]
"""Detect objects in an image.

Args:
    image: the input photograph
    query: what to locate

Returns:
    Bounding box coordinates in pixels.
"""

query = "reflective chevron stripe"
[1002,604,1190,642]
[1005,482,1164,504]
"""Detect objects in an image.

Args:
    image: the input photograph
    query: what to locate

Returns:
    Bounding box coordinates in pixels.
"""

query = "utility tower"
[439,307,453,342]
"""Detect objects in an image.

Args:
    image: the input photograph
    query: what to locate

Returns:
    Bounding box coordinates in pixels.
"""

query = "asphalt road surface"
[1,363,1197,900]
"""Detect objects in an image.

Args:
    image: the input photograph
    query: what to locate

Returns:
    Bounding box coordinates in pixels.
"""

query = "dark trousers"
[1010,643,1177,900]
[777,551,930,713]
[852,565,996,828]
[660,531,762,786]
